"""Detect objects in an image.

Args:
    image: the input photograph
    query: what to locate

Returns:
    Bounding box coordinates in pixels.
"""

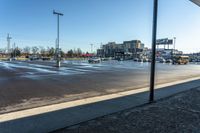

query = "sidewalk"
[54,87,200,133]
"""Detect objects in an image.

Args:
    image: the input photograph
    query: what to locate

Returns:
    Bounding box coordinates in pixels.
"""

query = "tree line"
[4,46,88,58]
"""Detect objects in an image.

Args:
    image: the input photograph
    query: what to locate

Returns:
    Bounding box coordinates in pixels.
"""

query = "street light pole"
[53,10,63,67]
[173,37,176,55]
[7,34,12,54]
[13,43,16,58]
[149,0,158,102]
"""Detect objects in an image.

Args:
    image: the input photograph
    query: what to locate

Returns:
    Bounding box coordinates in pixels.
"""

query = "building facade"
[97,40,145,59]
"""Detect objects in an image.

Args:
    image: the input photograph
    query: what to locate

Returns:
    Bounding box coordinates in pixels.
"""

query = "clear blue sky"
[0,0,200,53]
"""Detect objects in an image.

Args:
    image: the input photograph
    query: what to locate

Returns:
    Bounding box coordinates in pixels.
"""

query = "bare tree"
[23,46,31,55]
[0,48,6,54]
[39,46,46,56]
[32,46,39,55]
[47,47,55,57]
[77,48,82,57]
[67,49,74,57]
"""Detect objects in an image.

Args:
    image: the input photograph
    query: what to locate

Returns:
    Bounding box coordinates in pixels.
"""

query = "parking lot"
[0,60,200,114]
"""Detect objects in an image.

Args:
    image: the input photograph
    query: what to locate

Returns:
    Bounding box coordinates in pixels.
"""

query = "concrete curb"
[0,77,200,133]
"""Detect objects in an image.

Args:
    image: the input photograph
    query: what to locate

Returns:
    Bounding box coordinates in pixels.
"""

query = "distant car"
[29,55,39,61]
[133,58,139,62]
[88,57,101,63]
[148,59,151,62]
[143,58,149,62]
[138,58,143,62]
[165,59,172,63]
[42,57,51,61]
[101,57,111,61]
[118,58,124,61]
[156,57,165,63]
[160,59,166,63]
[8,57,17,61]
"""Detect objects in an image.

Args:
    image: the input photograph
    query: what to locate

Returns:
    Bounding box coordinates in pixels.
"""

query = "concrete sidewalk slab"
[56,89,200,133]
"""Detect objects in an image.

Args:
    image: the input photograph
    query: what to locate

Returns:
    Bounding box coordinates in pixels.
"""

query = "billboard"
[156,38,173,45]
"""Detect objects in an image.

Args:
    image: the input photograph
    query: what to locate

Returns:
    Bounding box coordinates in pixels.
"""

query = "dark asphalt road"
[0,60,199,114]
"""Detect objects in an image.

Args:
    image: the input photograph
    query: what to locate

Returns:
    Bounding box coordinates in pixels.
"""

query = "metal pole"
[13,43,16,58]
[57,15,60,67]
[149,0,158,102]
[7,34,12,54]
[57,15,59,54]
[53,10,63,67]
[173,37,176,55]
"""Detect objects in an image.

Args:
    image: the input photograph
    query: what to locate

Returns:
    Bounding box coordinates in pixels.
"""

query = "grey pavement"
[0,60,200,114]
[0,79,199,133]
[54,87,200,133]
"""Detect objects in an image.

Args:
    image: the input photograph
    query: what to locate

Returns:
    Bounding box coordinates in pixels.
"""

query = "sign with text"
[156,38,173,45]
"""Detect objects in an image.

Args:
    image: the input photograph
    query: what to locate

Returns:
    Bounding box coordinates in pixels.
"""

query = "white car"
[88,57,101,63]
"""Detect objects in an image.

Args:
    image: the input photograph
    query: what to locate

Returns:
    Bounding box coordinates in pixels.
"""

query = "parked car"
[143,58,149,62]
[29,55,39,61]
[138,58,143,62]
[156,57,165,63]
[133,58,139,62]
[41,57,51,61]
[165,59,173,63]
[88,57,101,63]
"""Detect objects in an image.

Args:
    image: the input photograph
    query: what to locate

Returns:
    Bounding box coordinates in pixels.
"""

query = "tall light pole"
[53,10,64,67]
[173,37,176,55]
[149,0,158,102]
[7,34,12,54]
[13,42,16,58]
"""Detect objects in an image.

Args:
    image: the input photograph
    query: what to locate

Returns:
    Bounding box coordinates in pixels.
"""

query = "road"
[0,60,199,114]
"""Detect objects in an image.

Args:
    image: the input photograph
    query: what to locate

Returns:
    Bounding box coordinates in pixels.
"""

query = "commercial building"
[143,48,183,60]
[186,52,200,62]
[97,40,145,60]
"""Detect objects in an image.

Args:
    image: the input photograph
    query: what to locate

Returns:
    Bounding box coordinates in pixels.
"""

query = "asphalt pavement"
[0,60,199,114]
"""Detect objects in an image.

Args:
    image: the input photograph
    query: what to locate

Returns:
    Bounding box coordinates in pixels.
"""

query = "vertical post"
[149,0,158,102]
[13,43,16,58]
[57,15,60,67]
[173,37,176,55]
[7,34,12,54]
[53,10,63,67]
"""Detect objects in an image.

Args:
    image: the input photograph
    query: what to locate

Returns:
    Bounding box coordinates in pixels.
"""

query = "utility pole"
[149,0,158,102]
[7,34,12,54]
[53,10,64,67]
